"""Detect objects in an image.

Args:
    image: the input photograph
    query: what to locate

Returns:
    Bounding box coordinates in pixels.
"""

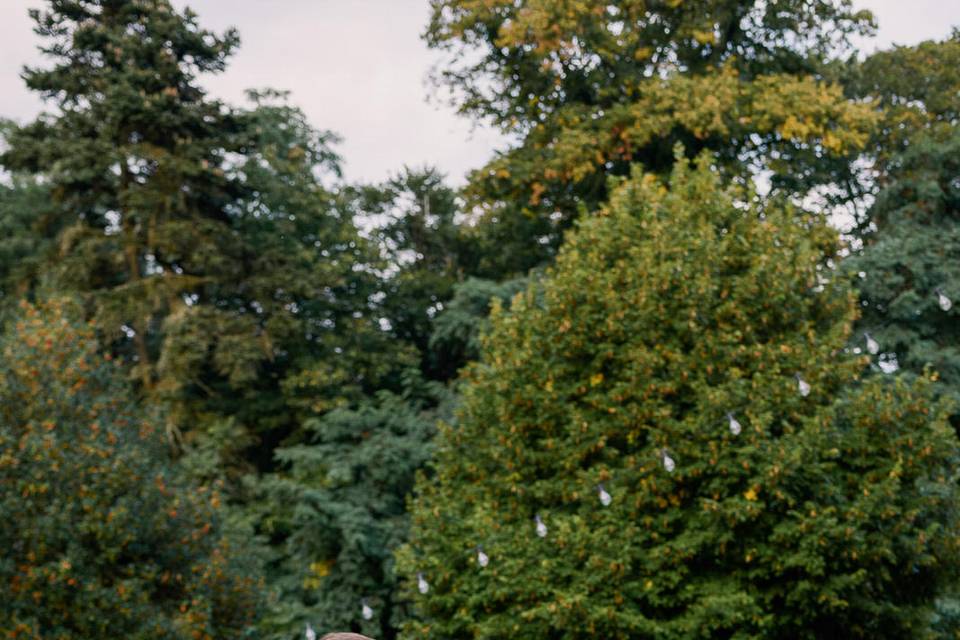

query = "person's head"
[320,634,374,640]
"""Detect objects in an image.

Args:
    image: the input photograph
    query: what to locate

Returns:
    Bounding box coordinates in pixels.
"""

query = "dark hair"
[320,634,375,640]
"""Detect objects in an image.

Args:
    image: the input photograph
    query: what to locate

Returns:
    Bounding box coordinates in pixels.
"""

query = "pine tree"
[0,0,247,392]
[399,156,960,639]
[0,3,401,465]
[0,299,264,638]
[424,0,879,272]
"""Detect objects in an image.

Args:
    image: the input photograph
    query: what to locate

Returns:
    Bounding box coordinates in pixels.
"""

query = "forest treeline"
[1,1,959,639]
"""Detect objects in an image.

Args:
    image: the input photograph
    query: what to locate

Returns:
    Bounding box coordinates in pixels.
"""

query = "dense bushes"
[400,158,960,639]
[0,300,264,638]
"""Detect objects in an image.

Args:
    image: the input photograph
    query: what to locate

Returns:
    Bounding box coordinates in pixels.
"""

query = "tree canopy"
[0,299,264,638]
[0,2,404,472]
[424,0,879,271]
[400,156,960,638]
[1,2,958,639]
[849,128,960,431]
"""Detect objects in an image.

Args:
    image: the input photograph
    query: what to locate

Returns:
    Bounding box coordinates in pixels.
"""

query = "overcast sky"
[1,1,957,185]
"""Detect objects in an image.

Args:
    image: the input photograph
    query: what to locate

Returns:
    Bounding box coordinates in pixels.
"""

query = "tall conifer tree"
[0,3,400,460]
[1,0,247,392]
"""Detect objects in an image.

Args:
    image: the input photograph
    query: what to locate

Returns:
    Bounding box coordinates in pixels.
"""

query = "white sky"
[1,1,957,185]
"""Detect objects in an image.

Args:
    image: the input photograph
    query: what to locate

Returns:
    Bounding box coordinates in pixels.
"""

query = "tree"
[345,168,476,381]
[846,54,960,635]
[424,0,879,272]
[344,168,533,381]
[833,30,960,229]
[0,8,423,634]
[848,129,960,431]
[0,299,264,638]
[241,171,531,639]
[849,31,960,180]
[428,276,529,378]
[162,90,406,473]
[0,0,249,393]
[255,374,449,640]
[399,156,960,639]
[0,2,403,466]
[0,174,51,309]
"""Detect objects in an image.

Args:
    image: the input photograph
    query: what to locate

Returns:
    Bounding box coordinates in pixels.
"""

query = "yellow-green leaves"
[428,0,879,274]
[401,157,960,639]
[0,300,264,638]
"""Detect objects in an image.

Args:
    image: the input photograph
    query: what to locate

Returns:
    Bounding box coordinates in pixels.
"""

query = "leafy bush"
[0,300,264,639]
[400,157,960,639]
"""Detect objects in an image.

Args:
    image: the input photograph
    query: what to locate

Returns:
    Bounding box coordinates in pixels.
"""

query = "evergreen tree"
[848,129,960,430]
[0,299,264,638]
[424,0,879,272]
[428,276,529,377]
[399,156,960,639]
[1,0,247,393]
[247,172,530,639]
[254,374,449,640]
[346,168,476,381]
[346,168,532,380]
[165,90,405,472]
[0,2,401,466]
[0,176,51,307]
[846,56,960,634]
[1,9,422,636]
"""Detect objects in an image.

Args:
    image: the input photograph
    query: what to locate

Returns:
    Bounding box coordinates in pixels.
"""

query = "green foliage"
[400,157,960,639]
[848,129,960,428]
[424,0,879,271]
[240,167,534,638]
[0,1,405,468]
[932,590,960,639]
[168,90,406,469]
[346,168,475,381]
[0,299,264,638]
[850,30,960,178]
[1,0,246,391]
[427,0,873,127]
[0,172,51,308]
[429,276,529,375]
[1,5,478,638]
[255,373,451,639]
[4,3,957,639]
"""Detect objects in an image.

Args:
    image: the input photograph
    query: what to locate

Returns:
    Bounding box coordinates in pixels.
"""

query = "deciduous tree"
[0,299,264,638]
[424,0,879,271]
[401,156,960,639]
